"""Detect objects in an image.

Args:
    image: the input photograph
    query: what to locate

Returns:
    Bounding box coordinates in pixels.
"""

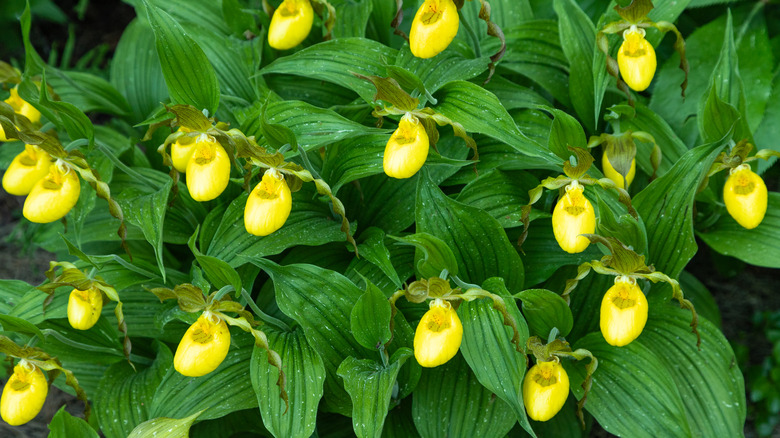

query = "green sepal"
[164,104,212,132]
[613,0,654,24]
[148,283,208,313]
[354,73,419,112]
[563,146,595,180]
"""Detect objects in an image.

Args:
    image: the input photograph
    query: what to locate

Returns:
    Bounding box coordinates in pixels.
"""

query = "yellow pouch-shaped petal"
[174,312,231,377]
[23,164,81,223]
[413,299,463,368]
[552,181,596,254]
[186,139,231,202]
[0,361,48,426]
[171,128,197,173]
[268,0,314,50]
[2,145,52,196]
[522,360,569,422]
[68,287,104,330]
[723,164,767,229]
[617,27,657,92]
[245,170,292,236]
[384,113,430,179]
[5,88,41,124]
[410,0,460,59]
[600,276,648,347]
[602,152,636,190]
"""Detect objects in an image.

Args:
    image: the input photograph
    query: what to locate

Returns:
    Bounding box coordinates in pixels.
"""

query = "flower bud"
[170,128,195,173]
[409,0,460,59]
[384,113,429,179]
[185,137,231,202]
[174,312,231,377]
[414,299,462,368]
[23,163,80,224]
[522,360,569,422]
[244,170,292,236]
[5,87,41,124]
[602,152,636,190]
[552,181,596,254]
[617,27,656,92]
[2,145,52,196]
[67,287,103,330]
[723,164,767,229]
[600,276,648,347]
[0,361,48,426]
[268,0,314,50]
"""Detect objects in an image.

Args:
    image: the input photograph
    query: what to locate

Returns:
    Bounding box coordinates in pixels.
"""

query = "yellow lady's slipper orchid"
[413,298,463,368]
[0,360,48,426]
[67,287,103,331]
[23,162,80,224]
[244,170,292,236]
[174,312,231,377]
[617,26,656,92]
[409,0,460,59]
[552,181,596,254]
[268,0,314,50]
[523,359,569,422]
[723,164,767,230]
[1,87,41,142]
[602,152,636,190]
[600,276,648,347]
[185,137,231,202]
[170,127,195,173]
[384,113,429,179]
[2,145,51,196]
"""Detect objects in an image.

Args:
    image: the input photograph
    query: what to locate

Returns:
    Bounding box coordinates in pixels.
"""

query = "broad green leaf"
[206,187,351,267]
[697,192,780,269]
[553,0,599,131]
[251,326,325,438]
[0,279,40,315]
[48,70,131,117]
[564,333,691,438]
[356,228,402,288]
[48,406,99,438]
[127,411,202,438]
[516,288,573,338]
[338,350,412,438]
[382,399,421,438]
[753,67,780,174]
[455,169,539,229]
[143,0,220,115]
[412,354,516,438]
[110,18,169,122]
[94,342,172,438]
[188,229,242,294]
[458,277,535,437]
[260,38,397,103]
[557,268,615,343]
[678,271,721,328]
[416,170,525,291]
[39,318,124,365]
[497,21,570,107]
[528,396,585,438]
[0,314,45,342]
[149,333,257,421]
[639,303,745,437]
[634,139,727,277]
[331,0,373,38]
[545,107,587,160]
[190,409,270,438]
[432,81,558,164]
[189,27,260,104]
[483,76,550,111]
[20,75,94,146]
[351,282,393,350]
[250,260,370,415]
[394,47,489,96]
[131,0,232,35]
[346,243,415,296]
[390,232,458,280]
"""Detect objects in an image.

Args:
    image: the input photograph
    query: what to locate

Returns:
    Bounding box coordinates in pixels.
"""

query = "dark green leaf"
[390,232,458,280]
[456,169,539,229]
[188,230,242,294]
[48,406,99,438]
[516,288,573,338]
[351,282,393,350]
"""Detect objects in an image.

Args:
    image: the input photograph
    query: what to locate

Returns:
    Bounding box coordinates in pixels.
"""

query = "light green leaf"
[251,326,325,438]
[127,411,202,438]
[394,47,489,96]
[416,170,525,291]
[516,288,573,338]
[390,232,458,280]
[458,278,535,437]
[456,169,540,229]
[143,0,220,114]
[188,229,242,294]
[48,406,100,438]
[0,314,45,342]
[545,107,587,160]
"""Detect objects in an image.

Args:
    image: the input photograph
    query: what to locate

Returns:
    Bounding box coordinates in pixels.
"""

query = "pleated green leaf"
[412,354,516,438]
[633,139,728,277]
[188,229,242,294]
[331,0,373,38]
[249,260,370,415]
[357,228,402,288]
[456,170,539,229]
[143,0,220,115]
[416,169,524,290]
[516,288,573,338]
[205,187,351,267]
[697,192,780,268]
[564,333,692,438]
[48,70,131,117]
[48,406,100,438]
[250,326,326,438]
[260,38,397,103]
[351,282,393,350]
[127,411,202,438]
[458,277,535,437]
[94,342,172,438]
[382,400,421,438]
[391,232,458,280]
[522,219,602,287]
[639,303,745,437]
[338,349,412,438]
[149,333,257,421]
[432,81,558,164]
[39,318,124,365]
[394,48,489,96]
